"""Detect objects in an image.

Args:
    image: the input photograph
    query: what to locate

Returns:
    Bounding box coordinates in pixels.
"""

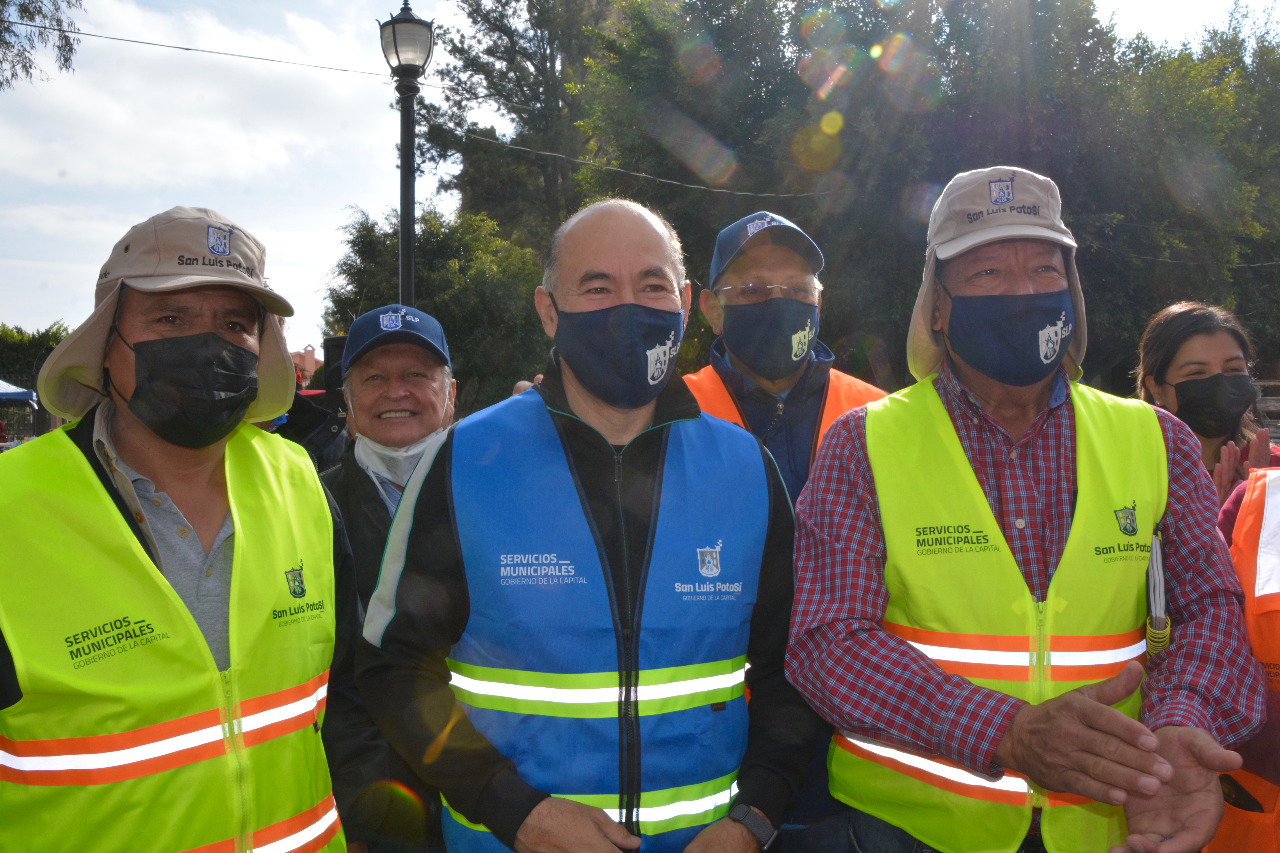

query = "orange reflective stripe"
[835,733,1091,808]
[886,624,1146,681]
[1,672,329,786]
[241,670,329,748]
[178,794,341,853]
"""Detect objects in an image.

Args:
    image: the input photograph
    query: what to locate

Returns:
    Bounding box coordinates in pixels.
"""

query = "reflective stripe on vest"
[834,733,1091,808]
[444,393,767,850]
[885,623,1147,682]
[447,656,745,717]
[446,775,739,837]
[0,423,340,852]
[184,793,341,853]
[839,377,1167,853]
[0,671,329,785]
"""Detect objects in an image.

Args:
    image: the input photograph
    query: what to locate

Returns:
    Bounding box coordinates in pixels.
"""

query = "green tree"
[1,0,82,91]
[324,208,547,414]
[416,0,612,245]
[0,320,68,386]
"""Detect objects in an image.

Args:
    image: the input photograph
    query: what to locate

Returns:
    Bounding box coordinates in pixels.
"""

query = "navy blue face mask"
[942,285,1075,387]
[720,298,821,382]
[552,298,685,409]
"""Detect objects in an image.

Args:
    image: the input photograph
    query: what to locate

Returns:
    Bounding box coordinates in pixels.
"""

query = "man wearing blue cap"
[685,213,885,850]
[323,303,456,852]
[685,211,885,504]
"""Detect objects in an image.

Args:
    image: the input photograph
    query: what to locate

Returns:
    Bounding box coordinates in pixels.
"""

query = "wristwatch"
[728,802,777,850]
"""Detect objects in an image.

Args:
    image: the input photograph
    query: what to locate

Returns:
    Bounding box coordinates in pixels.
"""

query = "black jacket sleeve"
[320,486,392,844]
[355,432,547,850]
[732,447,831,826]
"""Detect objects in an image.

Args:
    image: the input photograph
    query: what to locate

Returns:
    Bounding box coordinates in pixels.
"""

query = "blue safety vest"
[444,392,770,852]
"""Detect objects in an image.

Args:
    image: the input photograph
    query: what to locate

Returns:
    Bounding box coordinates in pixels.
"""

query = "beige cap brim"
[38,280,296,423]
[905,240,1088,382]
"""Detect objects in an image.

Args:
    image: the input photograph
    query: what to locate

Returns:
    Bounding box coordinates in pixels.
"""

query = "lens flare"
[791,125,841,172]
[677,33,722,85]
[820,111,844,135]
[798,43,864,100]
[869,43,883,60]
[901,181,943,224]
[645,100,738,185]
[800,8,847,49]
[1160,145,1237,221]
[875,34,942,113]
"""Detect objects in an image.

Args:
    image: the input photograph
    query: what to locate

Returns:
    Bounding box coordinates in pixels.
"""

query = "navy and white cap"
[342,304,451,375]
[708,211,824,288]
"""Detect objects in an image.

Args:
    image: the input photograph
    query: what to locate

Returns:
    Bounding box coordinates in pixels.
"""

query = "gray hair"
[541,198,686,293]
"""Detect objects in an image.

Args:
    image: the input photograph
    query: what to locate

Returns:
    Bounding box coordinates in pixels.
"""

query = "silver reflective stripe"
[1256,471,1280,599]
[363,428,449,647]
[605,781,739,824]
[450,667,745,704]
[905,641,1029,666]
[0,724,224,773]
[255,805,340,853]
[1051,639,1147,666]
[840,732,1028,793]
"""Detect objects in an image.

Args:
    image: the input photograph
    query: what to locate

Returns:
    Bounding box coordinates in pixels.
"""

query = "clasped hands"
[995,660,1241,853]
[513,795,762,853]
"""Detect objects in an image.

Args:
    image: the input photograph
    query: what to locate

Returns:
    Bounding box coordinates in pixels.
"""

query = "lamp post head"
[380,1,434,80]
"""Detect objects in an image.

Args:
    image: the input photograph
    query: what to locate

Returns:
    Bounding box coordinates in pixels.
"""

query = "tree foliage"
[324,208,547,414]
[416,0,612,246]
[0,320,68,383]
[345,0,1280,398]
[0,0,82,91]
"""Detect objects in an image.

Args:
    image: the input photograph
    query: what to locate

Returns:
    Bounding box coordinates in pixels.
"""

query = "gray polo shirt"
[93,404,234,670]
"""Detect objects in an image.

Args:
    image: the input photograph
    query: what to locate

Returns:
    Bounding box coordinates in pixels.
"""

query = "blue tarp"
[0,379,37,407]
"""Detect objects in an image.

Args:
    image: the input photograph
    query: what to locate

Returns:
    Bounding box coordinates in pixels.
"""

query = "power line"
[452,128,830,198]
[1,18,532,112]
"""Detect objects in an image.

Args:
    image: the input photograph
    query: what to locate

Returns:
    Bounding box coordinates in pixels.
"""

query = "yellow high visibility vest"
[0,422,343,853]
[834,377,1167,853]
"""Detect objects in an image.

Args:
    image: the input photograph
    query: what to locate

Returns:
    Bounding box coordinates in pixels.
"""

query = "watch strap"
[728,802,777,849]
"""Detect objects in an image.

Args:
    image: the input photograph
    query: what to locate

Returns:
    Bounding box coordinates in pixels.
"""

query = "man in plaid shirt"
[786,166,1265,853]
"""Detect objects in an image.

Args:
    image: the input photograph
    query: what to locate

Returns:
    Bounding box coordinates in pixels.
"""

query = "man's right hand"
[993,660,1173,805]
[514,797,641,853]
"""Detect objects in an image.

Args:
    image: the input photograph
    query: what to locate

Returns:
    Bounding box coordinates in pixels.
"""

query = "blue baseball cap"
[708,211,824,289]
[342,304,451,375]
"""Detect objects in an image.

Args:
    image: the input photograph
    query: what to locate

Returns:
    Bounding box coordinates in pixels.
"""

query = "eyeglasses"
[715,282,822,304]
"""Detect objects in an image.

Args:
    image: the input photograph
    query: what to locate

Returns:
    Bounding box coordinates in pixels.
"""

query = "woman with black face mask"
[1136,301,1276,508]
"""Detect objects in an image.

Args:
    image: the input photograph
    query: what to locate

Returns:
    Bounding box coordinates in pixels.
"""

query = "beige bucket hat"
[905,166,1087,381]
[38,206,296,422]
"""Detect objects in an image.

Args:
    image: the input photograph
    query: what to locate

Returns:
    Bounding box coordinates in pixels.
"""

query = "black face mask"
[1171,373,1257,439]
[111,331,259,449]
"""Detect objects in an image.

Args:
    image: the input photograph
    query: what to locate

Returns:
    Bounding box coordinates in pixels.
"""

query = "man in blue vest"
[358,198,825,853]
[786,167,1266,853]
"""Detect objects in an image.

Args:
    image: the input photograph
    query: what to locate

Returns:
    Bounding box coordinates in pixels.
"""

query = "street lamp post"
[379,2,435,307]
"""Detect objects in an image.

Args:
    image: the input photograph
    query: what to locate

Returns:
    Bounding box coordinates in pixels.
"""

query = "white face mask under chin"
[353,431,442,488]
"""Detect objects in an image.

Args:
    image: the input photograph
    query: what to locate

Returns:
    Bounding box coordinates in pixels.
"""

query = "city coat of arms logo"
[697,541,723,578]
[380,311,403,331]
[647,331,677,385]
[207,225,232,257]
[1114,502,1138,537]
[1038,312,1073,364]
[792,320,815,361]
[285,561,307,598]
[989,175,1015,206]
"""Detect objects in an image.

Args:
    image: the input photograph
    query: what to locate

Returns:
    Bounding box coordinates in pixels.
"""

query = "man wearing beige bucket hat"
[0,207,381,851]
[786,167,1265,853]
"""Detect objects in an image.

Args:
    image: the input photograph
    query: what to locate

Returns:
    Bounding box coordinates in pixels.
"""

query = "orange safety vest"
[1209,467,1280,853]
[682,364,885,464]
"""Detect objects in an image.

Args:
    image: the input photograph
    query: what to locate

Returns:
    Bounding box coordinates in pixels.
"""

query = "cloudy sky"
[1,0,1272,354]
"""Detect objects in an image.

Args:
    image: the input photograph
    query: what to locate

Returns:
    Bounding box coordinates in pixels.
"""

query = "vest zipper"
[614,449,641,835]
[1032,600,1048,810]
[763,397,786,439]
[222,670,251,851]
